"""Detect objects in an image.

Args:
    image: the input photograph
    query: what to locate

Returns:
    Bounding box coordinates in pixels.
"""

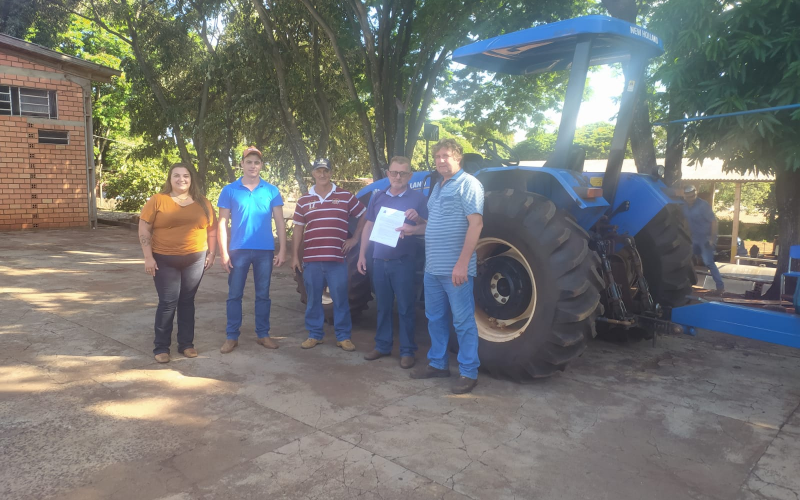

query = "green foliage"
[104,156,170,212]
[514,122,634,160]
[651,0,800,174]
[713,183,774,215]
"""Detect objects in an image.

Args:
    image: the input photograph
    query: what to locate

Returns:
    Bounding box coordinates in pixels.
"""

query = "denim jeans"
[372,257,417,356]
[693,242,724,290]
[423,272,480,379]
[226,249,274,340]
[152,251,206,355]
[302,261,351,341]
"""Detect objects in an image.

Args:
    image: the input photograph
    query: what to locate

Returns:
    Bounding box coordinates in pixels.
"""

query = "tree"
[300,0,591,180]
[651,0,800,298]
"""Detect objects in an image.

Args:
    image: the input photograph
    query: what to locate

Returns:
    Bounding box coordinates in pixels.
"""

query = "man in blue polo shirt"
[357,156,428,369]
[683,184,724,293]
[217,147,287,353]
[399,139,484,394]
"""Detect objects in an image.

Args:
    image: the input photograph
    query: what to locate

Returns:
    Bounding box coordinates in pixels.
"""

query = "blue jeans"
[423,272,480,379]
[152,251,206,355]
[693,242,724,290]
[372,257,417,356]
[226,249,274,340]
[303,261,351,341]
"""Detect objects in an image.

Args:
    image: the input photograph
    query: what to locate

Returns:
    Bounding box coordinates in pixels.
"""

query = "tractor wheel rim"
[474,237,537,343]
[322,287,333,305]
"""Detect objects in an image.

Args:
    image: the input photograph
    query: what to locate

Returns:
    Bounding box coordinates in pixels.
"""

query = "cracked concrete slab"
[186,430,470,500]
[1,227,799,500]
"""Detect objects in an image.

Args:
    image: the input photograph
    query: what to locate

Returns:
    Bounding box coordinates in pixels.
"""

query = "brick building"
[1,34,119,230]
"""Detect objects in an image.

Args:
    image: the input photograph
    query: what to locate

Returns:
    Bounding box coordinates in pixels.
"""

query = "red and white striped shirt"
[293,184,366,263]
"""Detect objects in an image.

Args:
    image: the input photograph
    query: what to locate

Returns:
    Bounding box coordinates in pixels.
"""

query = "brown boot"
[301,338,323,349]
[181,348,198,358]
[154,353,170,363]
[220,340,238,354]
[336,339,356,352]
[451,376,478,394]
[256,337,279,349]
[400,356,415,369]
[364,349,388,361]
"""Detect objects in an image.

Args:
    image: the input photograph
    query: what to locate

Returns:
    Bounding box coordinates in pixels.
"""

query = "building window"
[0,86,11,115]
[0,86,58,119]
[38,129,69,145]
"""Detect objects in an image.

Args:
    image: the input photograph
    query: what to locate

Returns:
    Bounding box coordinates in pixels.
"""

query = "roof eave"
[0,34,121,83]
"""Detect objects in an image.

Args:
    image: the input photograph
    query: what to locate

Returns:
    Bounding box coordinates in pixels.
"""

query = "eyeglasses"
[386,170,411,178]
[433,154,454,161]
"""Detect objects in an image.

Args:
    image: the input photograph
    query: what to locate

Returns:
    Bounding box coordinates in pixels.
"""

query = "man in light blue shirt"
[683,185,724,292]
[400,139,484,394]
[217,147,287,353]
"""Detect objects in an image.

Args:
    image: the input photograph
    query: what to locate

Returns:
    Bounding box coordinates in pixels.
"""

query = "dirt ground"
[1,226,800,500]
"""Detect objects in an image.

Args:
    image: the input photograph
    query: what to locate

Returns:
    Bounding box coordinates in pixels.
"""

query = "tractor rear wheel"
[634,204,697,311]
[472,190,603,380]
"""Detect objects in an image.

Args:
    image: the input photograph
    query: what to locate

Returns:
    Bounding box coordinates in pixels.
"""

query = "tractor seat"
[462,153,485,174]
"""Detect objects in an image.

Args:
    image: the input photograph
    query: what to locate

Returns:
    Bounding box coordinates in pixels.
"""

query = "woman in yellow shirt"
[138,163,217,363]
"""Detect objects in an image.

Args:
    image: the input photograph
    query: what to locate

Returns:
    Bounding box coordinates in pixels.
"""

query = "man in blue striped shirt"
[399,139,484,394]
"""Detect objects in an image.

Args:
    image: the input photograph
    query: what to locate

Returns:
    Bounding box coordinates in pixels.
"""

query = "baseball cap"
[684,184,697,194]
[312,158,332,170]
[242,146,262,160]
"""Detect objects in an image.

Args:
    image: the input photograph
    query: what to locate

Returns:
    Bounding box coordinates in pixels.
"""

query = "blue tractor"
[295,16,697,380]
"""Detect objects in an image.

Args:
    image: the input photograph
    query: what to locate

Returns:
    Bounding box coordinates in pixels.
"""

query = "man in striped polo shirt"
[400,139,484,394]
[291,158,367,351]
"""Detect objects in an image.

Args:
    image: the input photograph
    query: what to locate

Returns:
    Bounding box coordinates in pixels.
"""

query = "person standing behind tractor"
[138,163,217,363]
[682,185,725,293]
[217,147,287,354]
[291,158,367,351]
[399,139,484,394]
[357,156,428,369]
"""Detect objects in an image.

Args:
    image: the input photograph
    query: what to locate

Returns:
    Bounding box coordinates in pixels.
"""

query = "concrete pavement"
[1,226,799,500]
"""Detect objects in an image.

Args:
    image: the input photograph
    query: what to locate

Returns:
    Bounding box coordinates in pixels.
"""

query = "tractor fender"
[583,172,684,237]
[475,166,609,231]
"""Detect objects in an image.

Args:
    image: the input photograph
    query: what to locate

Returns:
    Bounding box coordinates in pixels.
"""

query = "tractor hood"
[453,15,664,75]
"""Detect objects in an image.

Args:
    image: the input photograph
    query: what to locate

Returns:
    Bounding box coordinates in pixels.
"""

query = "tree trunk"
[762,167,800,300]
[194,69,211,192]
[299,0,383,180]
[253,0,310,194]
[123,10,194,168]
[664,89,684,188]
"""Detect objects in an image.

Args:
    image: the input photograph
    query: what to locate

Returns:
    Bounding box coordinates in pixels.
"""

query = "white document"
[369,207,406,248]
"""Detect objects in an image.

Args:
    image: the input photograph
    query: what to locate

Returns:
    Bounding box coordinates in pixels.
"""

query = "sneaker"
[336,339,356,351]
[181,348,198,358]
[364,349,387,361]
[451,376,478,394]
[220,340,238,354]
[400,356,415,369]
[256,337,279,349]
[409,364,451,379]
[154,353,170,363]
[301,338,323,349]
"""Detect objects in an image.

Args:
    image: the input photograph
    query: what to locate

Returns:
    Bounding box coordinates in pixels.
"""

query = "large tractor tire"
[473,189,603,380]
[634,204,697,311]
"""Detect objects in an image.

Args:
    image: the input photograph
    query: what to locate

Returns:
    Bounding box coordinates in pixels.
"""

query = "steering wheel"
[483,139,520,166]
